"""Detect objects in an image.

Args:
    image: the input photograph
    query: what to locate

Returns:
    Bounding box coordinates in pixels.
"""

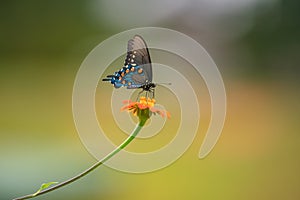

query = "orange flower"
[121,96,170,123]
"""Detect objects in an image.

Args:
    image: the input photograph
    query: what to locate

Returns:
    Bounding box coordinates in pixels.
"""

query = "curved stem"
[13,120,146,200]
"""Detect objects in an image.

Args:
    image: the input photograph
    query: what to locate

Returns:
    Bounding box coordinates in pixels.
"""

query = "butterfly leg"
[136,89,144,101]
[149,89,155,99]
[153,89,155,99]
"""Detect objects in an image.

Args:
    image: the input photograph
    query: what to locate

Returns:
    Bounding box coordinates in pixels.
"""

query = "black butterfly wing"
[125,35,152,83]
[102,35,152,89]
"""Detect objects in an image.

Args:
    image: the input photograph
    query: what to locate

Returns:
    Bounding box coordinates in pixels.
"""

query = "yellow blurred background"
[1,1,299,199]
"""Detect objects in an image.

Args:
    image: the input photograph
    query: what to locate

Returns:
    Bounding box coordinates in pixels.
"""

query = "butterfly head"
[140,82,156,91]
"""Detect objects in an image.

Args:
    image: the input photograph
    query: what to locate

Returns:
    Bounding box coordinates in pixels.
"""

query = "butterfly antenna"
[156,82,172,86]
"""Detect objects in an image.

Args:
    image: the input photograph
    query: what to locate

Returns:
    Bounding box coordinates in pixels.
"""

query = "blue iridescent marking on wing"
[109,64,147,89]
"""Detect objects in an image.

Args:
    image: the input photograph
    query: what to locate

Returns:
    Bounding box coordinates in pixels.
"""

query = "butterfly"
[102,35,156,98]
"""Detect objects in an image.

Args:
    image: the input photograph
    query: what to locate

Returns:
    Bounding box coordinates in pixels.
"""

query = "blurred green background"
[1,0,299,199]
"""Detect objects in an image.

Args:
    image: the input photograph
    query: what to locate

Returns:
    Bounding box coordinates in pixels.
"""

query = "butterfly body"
[103,35,156,97]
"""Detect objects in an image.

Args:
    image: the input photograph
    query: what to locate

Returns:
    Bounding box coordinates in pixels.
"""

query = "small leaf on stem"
[32,182,58,196]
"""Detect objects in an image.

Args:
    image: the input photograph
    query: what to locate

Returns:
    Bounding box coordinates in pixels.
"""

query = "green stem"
[13,120,146,200]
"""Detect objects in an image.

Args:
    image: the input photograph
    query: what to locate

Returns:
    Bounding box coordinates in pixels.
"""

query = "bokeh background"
[1,0,299,199]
